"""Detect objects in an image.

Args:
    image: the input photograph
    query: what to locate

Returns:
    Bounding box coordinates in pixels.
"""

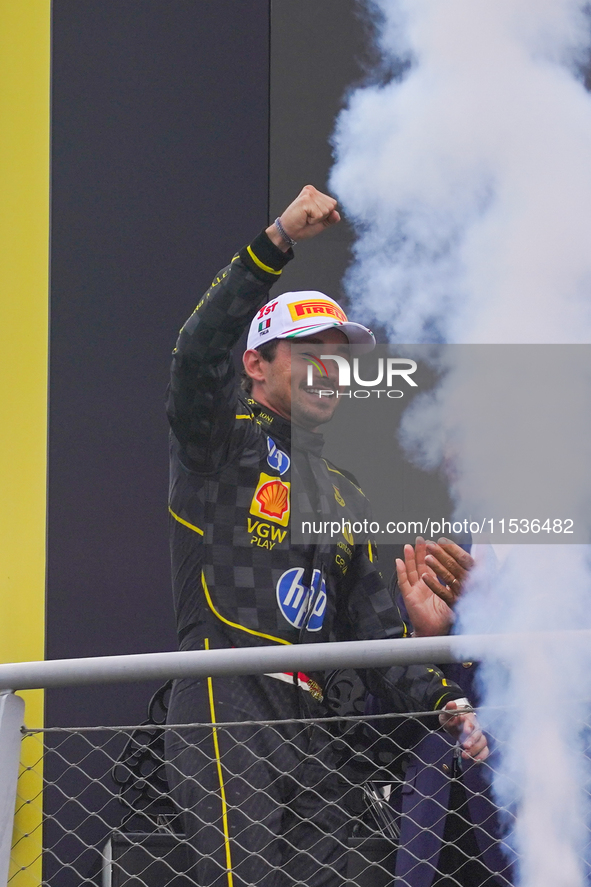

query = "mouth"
[302,385,336,398]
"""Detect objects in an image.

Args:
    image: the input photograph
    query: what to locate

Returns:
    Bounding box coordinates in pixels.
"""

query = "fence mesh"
[8,678,520,887]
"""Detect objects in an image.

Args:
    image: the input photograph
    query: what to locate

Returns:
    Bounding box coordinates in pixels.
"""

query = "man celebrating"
[164,186,486,887]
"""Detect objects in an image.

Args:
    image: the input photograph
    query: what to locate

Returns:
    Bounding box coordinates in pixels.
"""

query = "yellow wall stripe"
[204,638,234,887]
[0,1,51,883]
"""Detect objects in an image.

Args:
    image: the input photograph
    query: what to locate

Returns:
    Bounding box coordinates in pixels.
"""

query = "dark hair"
[241,339,280,394]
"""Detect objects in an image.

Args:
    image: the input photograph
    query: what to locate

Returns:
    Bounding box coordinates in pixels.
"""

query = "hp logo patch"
[276,568,327,631]
[307,570,327,631]
[267,437,290,476]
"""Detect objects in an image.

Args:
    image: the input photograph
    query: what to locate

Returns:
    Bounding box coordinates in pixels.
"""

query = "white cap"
[246,291,375,353]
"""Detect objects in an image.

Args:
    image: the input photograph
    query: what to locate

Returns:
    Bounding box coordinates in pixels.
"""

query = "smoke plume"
[331,2,591,884]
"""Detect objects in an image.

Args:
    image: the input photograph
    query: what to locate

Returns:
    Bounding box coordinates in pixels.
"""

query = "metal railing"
[2,634,574,886]
[3,631,591,691]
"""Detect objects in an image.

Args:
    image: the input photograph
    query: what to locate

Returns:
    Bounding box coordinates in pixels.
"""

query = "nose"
[325,368,340,388]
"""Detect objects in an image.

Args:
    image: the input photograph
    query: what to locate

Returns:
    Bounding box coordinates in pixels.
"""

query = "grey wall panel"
[270,0,371,301]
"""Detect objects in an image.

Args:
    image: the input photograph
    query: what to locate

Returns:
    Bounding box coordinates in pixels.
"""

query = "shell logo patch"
[250,473,290,526]
[287,299,348,324]
[333,485,345,507]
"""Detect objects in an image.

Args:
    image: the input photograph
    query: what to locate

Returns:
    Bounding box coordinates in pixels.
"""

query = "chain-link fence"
[10,677,517,887]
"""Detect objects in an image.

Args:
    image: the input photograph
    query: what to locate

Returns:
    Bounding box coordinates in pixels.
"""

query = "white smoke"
[330,2,591,885]
[331,0,591,345]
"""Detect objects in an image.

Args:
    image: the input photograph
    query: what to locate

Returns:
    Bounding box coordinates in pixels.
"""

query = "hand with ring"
[422,537,474,606]
[395,537,474,637]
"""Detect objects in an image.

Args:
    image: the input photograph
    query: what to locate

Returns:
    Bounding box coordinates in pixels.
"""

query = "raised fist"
[267,185,340,250]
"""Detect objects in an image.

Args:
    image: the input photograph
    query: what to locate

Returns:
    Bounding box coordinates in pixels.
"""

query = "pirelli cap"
[247,291,376,353]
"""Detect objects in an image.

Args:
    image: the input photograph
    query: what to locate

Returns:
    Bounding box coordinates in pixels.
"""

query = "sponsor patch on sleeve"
[267,437,290,476]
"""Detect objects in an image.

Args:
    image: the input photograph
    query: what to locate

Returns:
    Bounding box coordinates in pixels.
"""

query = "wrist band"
[274,217,297,247]
[452,697,472,711]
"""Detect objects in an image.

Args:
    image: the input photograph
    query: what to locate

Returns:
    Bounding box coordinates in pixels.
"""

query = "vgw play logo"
[303,354,418,399]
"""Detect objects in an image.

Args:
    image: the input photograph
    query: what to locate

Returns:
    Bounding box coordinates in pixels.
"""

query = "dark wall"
[47,3,271,881]
[48,0,270,729]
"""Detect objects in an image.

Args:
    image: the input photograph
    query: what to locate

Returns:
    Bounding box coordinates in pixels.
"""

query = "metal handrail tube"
[0,631,588,691]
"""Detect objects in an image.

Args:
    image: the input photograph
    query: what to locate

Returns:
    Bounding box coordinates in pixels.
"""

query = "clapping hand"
[395,537,474,636]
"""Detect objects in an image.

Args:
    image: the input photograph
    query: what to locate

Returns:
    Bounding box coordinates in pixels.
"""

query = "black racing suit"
[164,230,464,887]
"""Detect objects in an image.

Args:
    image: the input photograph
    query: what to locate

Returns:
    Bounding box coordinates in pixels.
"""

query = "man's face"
[245,328,349,430]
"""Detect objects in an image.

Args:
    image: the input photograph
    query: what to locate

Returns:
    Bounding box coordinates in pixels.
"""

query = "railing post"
[0,692,25,887]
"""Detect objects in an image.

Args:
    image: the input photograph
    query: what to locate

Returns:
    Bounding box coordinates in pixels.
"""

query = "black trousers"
[165,673,351,887]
